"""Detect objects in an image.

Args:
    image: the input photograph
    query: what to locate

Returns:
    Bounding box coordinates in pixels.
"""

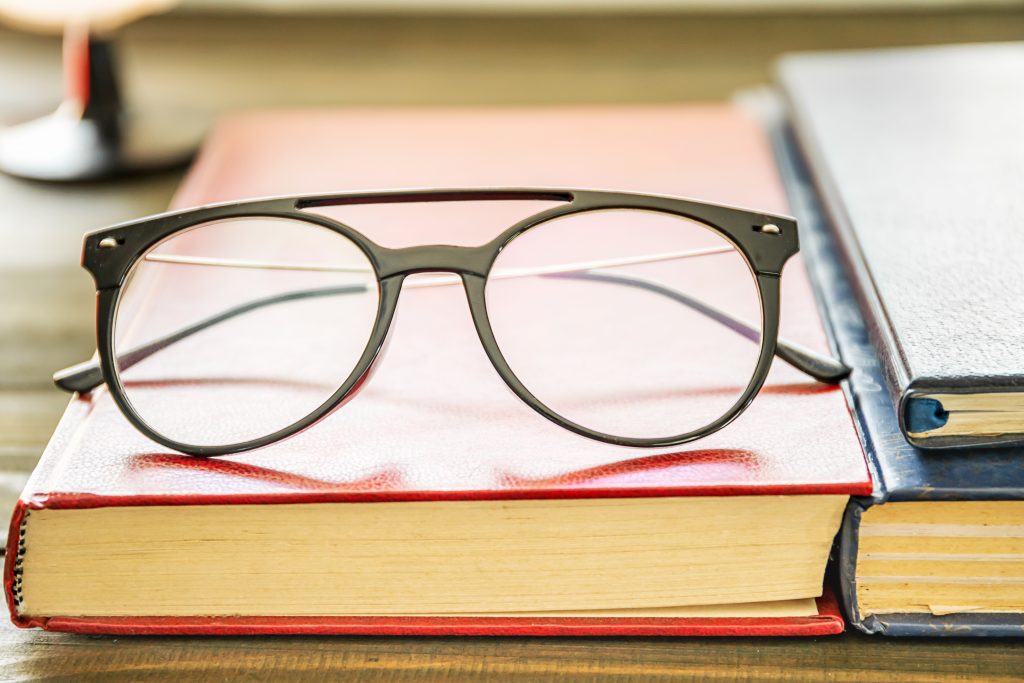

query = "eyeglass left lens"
[484,208,764,442]
[112,216,380,448]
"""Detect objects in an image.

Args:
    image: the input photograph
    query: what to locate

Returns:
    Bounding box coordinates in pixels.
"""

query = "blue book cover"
[775,45,1024,451]
[758,96,1024,636]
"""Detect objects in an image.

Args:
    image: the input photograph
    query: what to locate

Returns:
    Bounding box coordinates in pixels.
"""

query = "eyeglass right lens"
[113,216,380,449]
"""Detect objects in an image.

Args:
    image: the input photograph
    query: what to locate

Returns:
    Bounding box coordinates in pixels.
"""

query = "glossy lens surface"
[485,209,764,440]
[113,216,379,448]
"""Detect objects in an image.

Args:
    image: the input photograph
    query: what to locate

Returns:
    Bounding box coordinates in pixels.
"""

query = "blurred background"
[0,0,1022,487]
[4,2,1024,266]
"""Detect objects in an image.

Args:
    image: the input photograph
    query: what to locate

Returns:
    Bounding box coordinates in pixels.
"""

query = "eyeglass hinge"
[97,236,125,249]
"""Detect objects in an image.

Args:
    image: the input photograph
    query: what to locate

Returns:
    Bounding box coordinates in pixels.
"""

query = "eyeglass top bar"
[296,189,575,209]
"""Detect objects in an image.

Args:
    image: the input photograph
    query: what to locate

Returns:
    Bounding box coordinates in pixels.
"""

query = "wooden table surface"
[2,10,1023,681]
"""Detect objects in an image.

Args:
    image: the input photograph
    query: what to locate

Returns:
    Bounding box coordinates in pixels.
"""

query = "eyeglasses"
[54,188,848,456]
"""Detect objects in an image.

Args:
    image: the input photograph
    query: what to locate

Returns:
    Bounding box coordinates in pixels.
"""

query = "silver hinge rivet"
[98,237,121,249]
[758,223,781,235]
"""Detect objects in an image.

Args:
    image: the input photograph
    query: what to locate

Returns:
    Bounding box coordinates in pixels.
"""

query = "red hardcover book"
[5,105,869,636]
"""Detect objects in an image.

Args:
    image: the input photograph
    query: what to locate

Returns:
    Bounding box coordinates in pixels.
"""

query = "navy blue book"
[777,44,1024,451]
[753,68,1024,635]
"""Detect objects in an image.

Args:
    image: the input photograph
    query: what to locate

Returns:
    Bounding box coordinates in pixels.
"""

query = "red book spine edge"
[20,608,846,637]
[14,479,873,511]
[5,499,844,636]
[4,499,27,627]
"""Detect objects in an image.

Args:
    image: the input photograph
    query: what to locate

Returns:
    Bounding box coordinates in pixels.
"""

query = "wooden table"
[2,10,1023,681]
[2,623,1023,682]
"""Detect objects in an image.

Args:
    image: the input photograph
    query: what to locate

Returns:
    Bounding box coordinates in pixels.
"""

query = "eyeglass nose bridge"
[374,244,494,279]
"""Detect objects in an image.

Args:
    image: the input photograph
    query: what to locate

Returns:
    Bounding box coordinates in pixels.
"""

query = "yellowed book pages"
[20,495,844,618]
[856,501,1024,616]
[910,393,1024,439]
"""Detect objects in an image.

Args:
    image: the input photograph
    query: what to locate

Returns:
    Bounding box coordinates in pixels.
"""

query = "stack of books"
[5,43,1022,637]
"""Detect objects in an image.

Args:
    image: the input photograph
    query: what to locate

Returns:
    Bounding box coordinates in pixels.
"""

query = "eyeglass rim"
[83,188,797,456]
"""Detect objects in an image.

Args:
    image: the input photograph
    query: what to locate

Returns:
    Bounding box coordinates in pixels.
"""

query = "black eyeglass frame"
[65,188,847,456]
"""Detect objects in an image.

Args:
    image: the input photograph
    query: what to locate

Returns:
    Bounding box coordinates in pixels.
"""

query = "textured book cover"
[778,43,1024,450]
[6,105,868,635]
[765,92,1024,637]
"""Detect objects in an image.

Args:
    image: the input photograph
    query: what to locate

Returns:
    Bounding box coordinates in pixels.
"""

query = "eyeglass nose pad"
[365,275,405,382]
[363,301,399,384]
[319,279,402,420]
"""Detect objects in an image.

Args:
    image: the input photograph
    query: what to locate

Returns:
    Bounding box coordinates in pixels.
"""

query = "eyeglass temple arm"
[53,274,848,395]
[52,284,368,394]
[551,270,849,384]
